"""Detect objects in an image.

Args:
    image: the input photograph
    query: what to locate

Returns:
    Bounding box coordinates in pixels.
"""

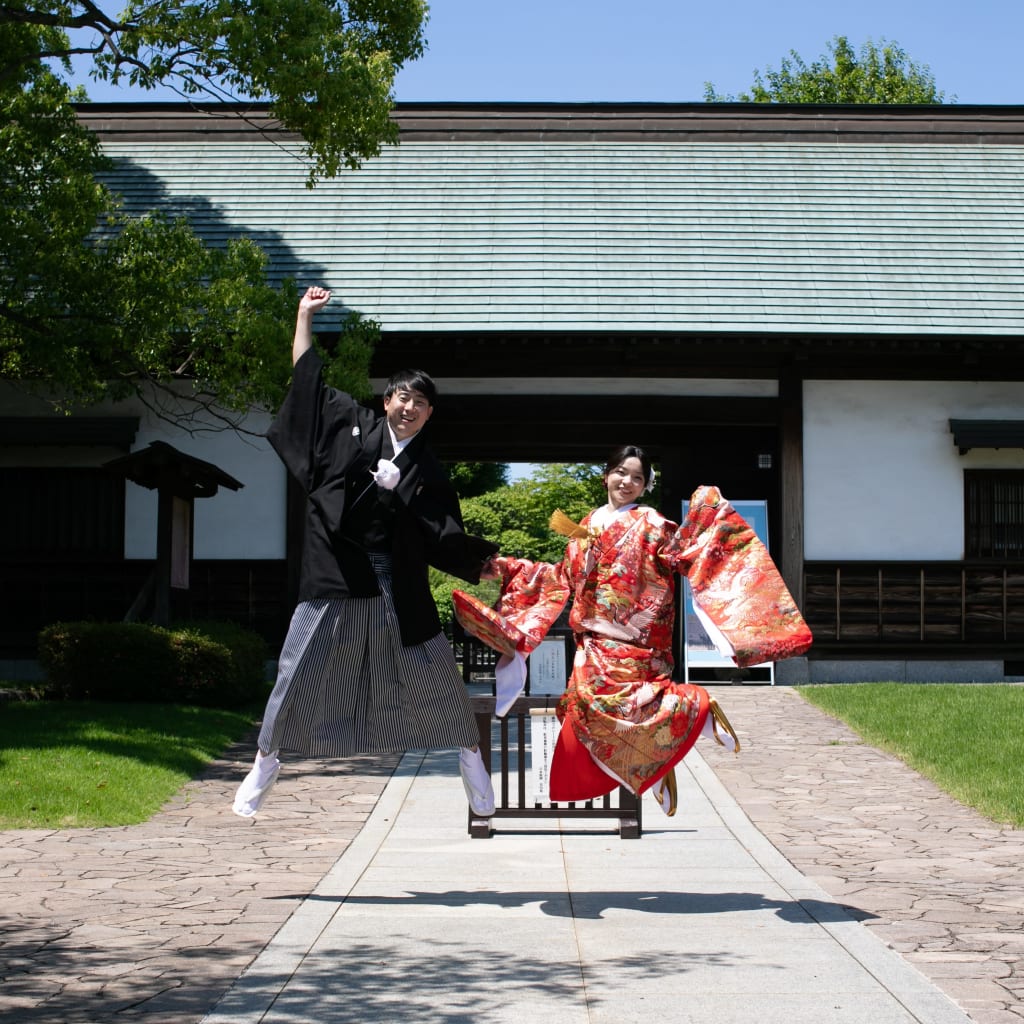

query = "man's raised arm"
[292,286,332,366]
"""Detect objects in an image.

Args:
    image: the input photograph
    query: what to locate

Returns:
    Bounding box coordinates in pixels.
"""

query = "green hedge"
[38,620,269,708]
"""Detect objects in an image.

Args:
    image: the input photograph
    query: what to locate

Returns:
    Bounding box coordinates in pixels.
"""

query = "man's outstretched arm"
[292,286,332,366]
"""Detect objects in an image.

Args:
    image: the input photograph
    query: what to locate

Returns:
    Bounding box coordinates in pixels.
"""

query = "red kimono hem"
[549,688,711,802]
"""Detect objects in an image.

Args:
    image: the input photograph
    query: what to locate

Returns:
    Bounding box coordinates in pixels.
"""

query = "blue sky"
[394,0,1022,104]
[71,0,1023,105]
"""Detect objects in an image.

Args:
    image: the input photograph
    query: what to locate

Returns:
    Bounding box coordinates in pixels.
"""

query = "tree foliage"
[704,36,947,104]
[445,461,510,499]
[3,0,428,182]
[1,16,395,429]
[460,464,607,563]
[430,463,607,630]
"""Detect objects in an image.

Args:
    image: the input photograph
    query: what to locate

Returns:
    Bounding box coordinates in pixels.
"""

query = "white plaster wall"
[124,408,285,560]
[0,382,287,560]
[804,380,1024,560]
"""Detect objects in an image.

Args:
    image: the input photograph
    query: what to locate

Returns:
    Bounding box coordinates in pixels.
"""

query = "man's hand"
[299,286,332,314]
[293,286,332,365]
[480,556,504,580]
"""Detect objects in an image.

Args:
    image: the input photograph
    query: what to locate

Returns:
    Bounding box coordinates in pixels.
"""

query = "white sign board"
[528,637,568,696]
[529,710,561,803]
[682,498,773,680]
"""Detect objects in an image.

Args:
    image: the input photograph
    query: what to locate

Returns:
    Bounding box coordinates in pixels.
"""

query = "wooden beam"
[778,370,805,611]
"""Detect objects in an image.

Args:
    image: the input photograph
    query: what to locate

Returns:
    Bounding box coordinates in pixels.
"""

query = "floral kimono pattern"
[453,486,812,801]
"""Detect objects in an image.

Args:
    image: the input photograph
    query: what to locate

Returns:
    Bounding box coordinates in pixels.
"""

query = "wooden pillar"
[170,495,193,590]
[778,369,805,609]
[154,488,173,626]
[657,444,690,674]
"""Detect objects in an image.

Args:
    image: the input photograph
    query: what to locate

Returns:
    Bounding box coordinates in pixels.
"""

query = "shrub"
[174,619,269,706]
[38,620,268,708]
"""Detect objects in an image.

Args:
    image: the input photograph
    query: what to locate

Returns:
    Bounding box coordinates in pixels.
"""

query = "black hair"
[602,445,652,486]
[384,369,437,406]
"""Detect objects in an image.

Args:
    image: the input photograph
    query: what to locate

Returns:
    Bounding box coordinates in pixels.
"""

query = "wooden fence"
[803,560,1024,658]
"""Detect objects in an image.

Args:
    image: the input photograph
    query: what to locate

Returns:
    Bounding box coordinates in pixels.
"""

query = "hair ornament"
[645,467,657,493]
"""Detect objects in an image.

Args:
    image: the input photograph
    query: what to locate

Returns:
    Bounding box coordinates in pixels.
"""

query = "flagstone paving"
[710,685,1024,1024]
[0,744,400,1023]
[0,684,1021,1023]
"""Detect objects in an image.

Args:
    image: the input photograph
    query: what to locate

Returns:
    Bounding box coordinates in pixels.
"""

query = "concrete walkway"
[202,742,973,1024]
[3,685,1022,1024]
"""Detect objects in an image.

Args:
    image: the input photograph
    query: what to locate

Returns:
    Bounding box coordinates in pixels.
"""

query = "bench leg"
[469,811,493,838]
[618,786,643,839]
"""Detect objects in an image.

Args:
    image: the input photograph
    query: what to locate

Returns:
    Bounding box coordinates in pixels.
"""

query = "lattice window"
[0,468,124,562]
[965,470,1024,559]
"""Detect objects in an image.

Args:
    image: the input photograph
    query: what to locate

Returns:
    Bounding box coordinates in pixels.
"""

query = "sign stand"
[681,498,775,685]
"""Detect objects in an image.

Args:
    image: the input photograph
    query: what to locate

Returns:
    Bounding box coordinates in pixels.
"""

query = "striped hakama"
[258,557,478,758]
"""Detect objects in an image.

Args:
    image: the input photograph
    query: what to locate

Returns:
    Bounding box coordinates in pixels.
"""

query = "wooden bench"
[467,694,643,839]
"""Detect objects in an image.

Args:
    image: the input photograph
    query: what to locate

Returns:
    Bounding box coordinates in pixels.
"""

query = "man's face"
[384,387,433,441]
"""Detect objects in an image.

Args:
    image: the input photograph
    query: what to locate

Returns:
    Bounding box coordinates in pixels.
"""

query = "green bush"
[38,620,268,708]
[174,619,269,706]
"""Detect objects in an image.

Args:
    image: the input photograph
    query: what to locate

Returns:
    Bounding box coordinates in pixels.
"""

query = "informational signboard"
[528,637,568,696]
[170,496,191,589]
[681,499,773,682]
[529,710,561,803]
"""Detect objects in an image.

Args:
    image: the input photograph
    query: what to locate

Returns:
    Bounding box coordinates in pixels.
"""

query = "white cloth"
[701,714,737,752]
[386,424,413,455]
[494,651,528,717]
[232,751,281,817]
[590,502,638,532]
[372,457,401,490]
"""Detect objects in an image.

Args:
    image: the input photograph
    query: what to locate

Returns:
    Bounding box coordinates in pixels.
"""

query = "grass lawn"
[0,699,259,829]
[798,683,1024,828]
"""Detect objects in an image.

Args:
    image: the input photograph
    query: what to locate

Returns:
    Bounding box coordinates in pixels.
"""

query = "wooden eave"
[76,101,1024,145]
[369,329,1024,383]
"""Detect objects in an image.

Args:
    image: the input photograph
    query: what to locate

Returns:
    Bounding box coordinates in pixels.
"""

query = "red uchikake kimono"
[453,486,813,803]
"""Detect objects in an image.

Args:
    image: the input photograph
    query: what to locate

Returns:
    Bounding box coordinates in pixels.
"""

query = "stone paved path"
[1,686,1022,1024]
[0,738,400,1024]
[710,685,1024,1024]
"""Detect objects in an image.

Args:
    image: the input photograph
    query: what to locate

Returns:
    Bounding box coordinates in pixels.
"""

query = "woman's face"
[604,456,646,510]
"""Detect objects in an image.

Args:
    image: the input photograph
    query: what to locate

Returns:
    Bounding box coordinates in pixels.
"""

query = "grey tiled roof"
[99,137,1024,335]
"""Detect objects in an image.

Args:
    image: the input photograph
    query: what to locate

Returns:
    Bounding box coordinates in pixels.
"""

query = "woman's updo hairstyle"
[602,445,654,492]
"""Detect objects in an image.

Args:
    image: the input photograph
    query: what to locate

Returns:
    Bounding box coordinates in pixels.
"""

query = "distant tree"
[459,463,606,562]
[430,463,607,629]
[445,462,510,499]
[1,21,384,430]
[704,36,947,104]
[2,0,428,181]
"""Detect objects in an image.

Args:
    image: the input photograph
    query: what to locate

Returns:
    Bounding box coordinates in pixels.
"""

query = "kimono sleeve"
[401,470,499,583]
[661,486,813,668]
[452,556,571,658]
[265,348,362,492]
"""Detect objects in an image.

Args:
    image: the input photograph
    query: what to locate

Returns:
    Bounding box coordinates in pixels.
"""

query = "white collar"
[591,502,638,531]
[387,424,414,455]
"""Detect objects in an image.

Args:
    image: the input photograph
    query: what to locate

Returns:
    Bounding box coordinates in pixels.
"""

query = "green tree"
[704,36,947,104]
[460,464,606,562]
[1,20,388,428]
[445,461,510,499]
[3,0,428,182]
[430,463,607,630]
